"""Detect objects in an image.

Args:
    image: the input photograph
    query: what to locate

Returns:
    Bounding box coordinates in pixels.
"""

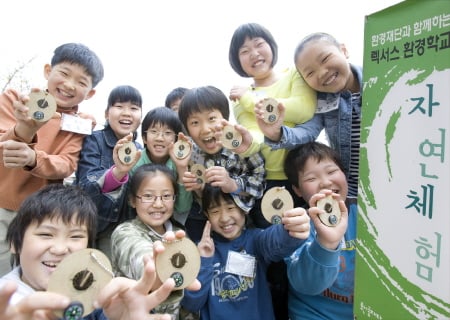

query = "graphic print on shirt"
[322,240,355,304]
[211,262,256,302]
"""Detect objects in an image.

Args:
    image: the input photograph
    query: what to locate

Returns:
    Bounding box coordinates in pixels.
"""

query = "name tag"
[61,113,92,135]
[225,250,256,278]
[315,92,340,113]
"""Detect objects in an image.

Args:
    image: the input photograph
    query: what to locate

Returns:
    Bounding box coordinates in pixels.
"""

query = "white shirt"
[0,267,34,305]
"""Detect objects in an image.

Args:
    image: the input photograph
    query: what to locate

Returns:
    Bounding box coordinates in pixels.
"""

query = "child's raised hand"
[95,254,175,320]
[97,230,202,320]
[77,111,97,130]
[12,88,50,142]
[12,88,42,121]
[281,207,311,240]
[204,166,234,193]
[0,281,71,320]
[168,132,192,173]
[157,229,186,244]
[254,99,286,142]
[212,119,230,150]
[229,85,249,102]
[232,123,254,154]
[213,119,253,155]
[197,221,214,258]
[112,133,141,177]
[182,170,203,192]
[308,190,349,250]
[12,92,32,121]
[154,230,201,292]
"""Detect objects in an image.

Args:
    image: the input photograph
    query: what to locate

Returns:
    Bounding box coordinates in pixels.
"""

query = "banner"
[355,0,450,319]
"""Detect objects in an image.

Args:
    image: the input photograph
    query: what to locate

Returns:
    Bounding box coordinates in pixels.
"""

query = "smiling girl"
[111,163,186,318]
[130,106,192,225]
[74,85,143,259]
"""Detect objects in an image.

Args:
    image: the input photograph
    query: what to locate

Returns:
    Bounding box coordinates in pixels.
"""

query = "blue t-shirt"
[286,201,357,320]
[182,225,306,320]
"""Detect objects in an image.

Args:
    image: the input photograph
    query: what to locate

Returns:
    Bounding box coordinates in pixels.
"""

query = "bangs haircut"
[128,163,178,199]
[165,87,188,108]
[229,22,278,77]
[178,86,230,131]
[202,184,235,214]
[284,142,345,188]
[141,106,182,139]
[107,85,143,110]
[6,184,97,266]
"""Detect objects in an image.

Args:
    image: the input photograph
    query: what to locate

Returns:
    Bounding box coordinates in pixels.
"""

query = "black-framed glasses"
[135,194,176,203]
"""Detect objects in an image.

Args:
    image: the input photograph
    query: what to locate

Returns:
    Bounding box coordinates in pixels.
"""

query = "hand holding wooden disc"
[317,195,341,227]
[190,163,206,186]
[118,141,137,165]
[262,98,279,124]
[26,91,57,122]
[173,140,191,159]
[261,186,294,224]
[47,248,114,318]
[155,237,201,290]
[221,125,242,150]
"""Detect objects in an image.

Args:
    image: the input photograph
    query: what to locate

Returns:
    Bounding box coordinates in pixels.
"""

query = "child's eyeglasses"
[135,194,176,203]
[146,130,176,139]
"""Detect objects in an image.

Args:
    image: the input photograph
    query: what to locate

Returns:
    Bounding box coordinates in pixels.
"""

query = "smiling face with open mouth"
[295,40,352,94]
[106,101,142,140]
[206,199,246,241]
[44,62,96,110]
[185,109,224,155]
[143,123,176,163]
[238,36,274,81]
[294,157,348,204]
[130,171,175,235]
[15,217,89,291]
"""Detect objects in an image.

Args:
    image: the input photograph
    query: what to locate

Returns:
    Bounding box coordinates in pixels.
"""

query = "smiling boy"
[0,42,104,275]
[284,141,355,319]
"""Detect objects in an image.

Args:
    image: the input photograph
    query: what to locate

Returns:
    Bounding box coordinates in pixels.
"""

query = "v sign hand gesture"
[197,221,215,258]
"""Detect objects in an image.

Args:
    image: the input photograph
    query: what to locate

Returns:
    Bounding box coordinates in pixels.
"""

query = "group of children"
[0,20,362,320]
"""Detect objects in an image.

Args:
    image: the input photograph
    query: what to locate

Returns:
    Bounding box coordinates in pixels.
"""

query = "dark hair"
[129,164,178,199]
[284,141,345,188]
[229,23,278,77]
[202,184,236,215]
[106,85,143,111]
[51,43,104,87]
[178,86,230,133]
[141,107,182,142]
[6,184,97,266]
[165,87,188,109]
[293,32,340,64]
[104,85,142,140]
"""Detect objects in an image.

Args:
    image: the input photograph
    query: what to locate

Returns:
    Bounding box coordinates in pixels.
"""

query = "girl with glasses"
[111,163,186,319]
[130,106,193,225]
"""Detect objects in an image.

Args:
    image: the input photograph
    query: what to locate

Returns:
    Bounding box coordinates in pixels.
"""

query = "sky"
[1,0,403,126]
